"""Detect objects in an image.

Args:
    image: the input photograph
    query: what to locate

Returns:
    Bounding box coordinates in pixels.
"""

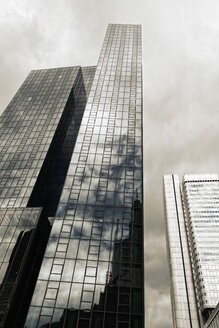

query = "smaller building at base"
[204,302,219,328]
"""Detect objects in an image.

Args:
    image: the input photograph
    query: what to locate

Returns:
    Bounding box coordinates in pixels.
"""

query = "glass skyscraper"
[164,174,219,328]
[0,24,144,328]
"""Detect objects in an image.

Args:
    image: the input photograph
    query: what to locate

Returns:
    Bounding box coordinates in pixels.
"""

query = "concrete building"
[164,174,219,328]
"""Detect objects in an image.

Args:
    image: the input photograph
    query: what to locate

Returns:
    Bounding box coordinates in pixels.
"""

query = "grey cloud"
[0,5,45,113]
[145,235,169,291]
[2,0,219,326]
[146,286,172,328]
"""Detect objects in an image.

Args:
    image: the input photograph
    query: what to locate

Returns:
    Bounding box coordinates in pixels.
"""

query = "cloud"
[2,0,219,326]
[145,234,169,290]
[146,285,172,328]
[0,3,44,113]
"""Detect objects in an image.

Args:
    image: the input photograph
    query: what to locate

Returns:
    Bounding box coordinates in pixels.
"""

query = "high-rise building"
[0,24,143,328]
[164,174,219,328]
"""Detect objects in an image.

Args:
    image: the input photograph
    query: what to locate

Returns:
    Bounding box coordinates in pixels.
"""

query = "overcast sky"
[1,0,219,327]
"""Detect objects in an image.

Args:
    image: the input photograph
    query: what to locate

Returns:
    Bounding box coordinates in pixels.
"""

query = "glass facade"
[164,174,219,328]
[27,66,96,217]
[0,24,143,328]
[0,65,96,328]
[0,207,50,328]
[0,66,93,210]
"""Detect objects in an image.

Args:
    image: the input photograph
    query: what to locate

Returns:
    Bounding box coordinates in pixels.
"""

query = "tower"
[164,174,219,328]
[0,24,144,328]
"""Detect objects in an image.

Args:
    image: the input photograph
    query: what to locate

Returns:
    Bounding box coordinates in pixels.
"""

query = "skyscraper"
[0,24,143,328]
[164,174,219,328]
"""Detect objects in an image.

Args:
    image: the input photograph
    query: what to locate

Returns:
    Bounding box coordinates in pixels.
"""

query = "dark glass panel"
[91,312,103,328]
[131,288,143,314]
[131,315,143,328]
[105,286,118,312]
[104,313,116,328]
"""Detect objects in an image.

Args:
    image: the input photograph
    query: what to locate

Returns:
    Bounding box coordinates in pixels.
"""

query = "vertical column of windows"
[184,176,219,314]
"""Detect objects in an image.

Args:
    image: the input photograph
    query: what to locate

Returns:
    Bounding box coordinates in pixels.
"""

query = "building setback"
[164,174,219,328]
[0,24,144,328]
